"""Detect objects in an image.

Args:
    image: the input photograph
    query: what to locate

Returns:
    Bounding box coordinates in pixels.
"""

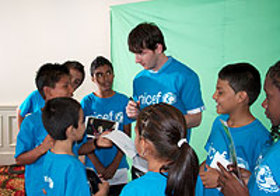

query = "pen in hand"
[129,97,141,111]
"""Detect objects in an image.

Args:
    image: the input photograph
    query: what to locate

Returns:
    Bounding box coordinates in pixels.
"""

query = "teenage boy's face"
[262,76,280,126]
[134,49,159,71]
[92,64,114,92]
[48,75,74,99]
[213,79,239,114]
[69,68,83,91]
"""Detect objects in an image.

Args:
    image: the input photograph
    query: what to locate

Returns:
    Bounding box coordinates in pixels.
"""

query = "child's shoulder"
[47,151,83,169]
[212,114,229,125]
[113,91,129,100]
[22,110,42,126]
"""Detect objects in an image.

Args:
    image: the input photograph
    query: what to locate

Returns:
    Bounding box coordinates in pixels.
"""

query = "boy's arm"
[17,109,25,129]
[78,133,113,155]
[87,153,106,175]
[94,182,109,196]
[103,150,124,180]
[184,112,202,129]
[16,135,53,165]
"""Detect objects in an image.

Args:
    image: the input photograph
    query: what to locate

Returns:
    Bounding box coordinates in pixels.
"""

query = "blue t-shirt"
[81,92,132,170]
[42,151,91,196]
[197,114,271,196]
[120,171,167,196]
[133,56,205,141]
[19,90,45,117]
[248,140,280,195]
[15,110,85,196]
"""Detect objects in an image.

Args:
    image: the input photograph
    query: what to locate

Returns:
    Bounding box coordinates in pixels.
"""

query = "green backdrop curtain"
[110,0,280,162]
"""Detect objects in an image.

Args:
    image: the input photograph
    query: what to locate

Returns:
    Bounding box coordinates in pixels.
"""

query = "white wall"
[0,0,148,105]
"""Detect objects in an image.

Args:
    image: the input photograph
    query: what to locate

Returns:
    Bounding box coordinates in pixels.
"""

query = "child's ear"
[237,91,249,104]
[140,138,153,158]
[155,43,163,54]
[65,125,74,139]
[43,86,52,99]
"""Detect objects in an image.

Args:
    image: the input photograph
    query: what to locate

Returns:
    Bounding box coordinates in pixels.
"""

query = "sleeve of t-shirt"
[15,116,36,158]
[65,162,91,196]
[19,91,35,117]
[204,118,218,152]
[120,183,141,196]
[179,71,205,114]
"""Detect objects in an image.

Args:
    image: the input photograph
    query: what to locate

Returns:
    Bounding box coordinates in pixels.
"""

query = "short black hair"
[42,97,81,140]
[128,22,167,53]
[63,61,85,87]
[267,61,280,90]
[35,63,69,99]
[218,63,261,106]
[90,56,113,77]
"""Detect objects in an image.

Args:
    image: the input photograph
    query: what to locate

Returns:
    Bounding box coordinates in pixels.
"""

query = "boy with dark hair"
[81,56,132,195]
[42,97,110,196]
[14,63,74,196]
[63,60,85,90]
[126,22,205,141]
[17,61,85,128]
[217,61,280,196]
[196,63,271,196]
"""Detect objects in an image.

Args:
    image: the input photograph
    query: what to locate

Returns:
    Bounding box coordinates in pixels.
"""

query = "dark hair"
[35,63,69,99]
[128,22,167,53]
[90,56,113,77]
[63,61,85,87]
[136,103,199,196]
[42,97,81,140]
[218,63,261,106]
[267,61,280,90]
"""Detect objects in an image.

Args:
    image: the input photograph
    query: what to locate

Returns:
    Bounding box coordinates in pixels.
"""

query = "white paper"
[210,151,230,170]
[102,130,137,159]
[102,130,149,173]
[132,155,148,173]
[107,168,128,185]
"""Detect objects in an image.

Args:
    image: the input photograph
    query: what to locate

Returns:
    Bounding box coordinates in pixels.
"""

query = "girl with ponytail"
[120,103,199,196]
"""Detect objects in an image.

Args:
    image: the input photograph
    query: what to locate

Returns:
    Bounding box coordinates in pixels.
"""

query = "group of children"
[15,23,280,196]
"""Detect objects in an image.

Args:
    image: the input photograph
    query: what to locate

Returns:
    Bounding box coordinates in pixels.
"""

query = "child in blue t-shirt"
[196,63,270,196]
[17,61,85,129]
[42,97,111,196]
[120,103,199,196]
[15,63,75,196]
[81,56,132,195]
[216,61,280,196]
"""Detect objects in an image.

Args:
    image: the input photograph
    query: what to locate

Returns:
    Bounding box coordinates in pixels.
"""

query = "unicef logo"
[115,112,124,123]
[256,165,280,193]
[162,92,176,105]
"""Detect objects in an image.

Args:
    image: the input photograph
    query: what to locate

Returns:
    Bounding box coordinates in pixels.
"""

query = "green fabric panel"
[110,0,280,163]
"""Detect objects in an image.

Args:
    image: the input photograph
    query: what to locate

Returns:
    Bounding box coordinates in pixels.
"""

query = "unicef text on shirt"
[138,91,177,106]
[93,111,124,123]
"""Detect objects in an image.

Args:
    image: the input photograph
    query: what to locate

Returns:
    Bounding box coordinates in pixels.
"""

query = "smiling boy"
[196,63,270,196]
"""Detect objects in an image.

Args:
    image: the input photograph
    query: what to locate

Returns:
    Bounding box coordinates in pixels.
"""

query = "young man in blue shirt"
[125,22,205,141]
